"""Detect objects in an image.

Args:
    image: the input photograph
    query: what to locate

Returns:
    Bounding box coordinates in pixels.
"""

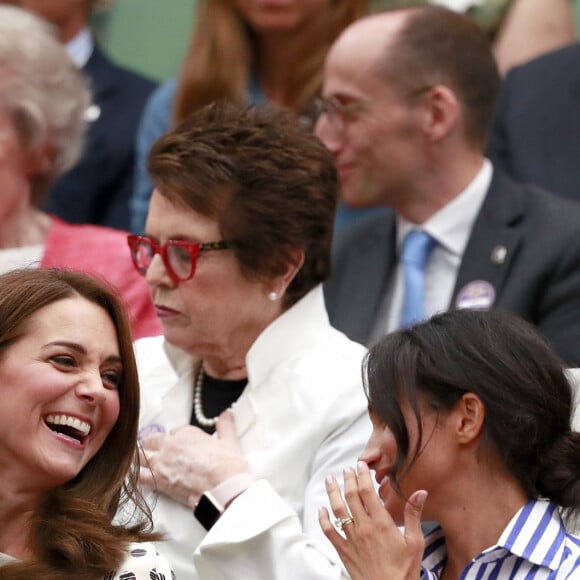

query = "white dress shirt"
[65,26,93,68]
[372,159,492,338]
[430,0,485,12]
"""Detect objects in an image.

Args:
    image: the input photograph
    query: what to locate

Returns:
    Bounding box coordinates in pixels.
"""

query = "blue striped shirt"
[421,499,580,579]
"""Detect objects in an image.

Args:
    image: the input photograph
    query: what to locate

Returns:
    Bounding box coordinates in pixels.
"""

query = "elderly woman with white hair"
[10,0,156,231]
[0,5,160,339]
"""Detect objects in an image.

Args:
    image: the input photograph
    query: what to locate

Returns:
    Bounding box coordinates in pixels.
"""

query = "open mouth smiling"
[44,414,92,444]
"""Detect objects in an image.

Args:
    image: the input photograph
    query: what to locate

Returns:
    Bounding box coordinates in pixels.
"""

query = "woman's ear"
[453,392,485,445]
[269,249,305,298]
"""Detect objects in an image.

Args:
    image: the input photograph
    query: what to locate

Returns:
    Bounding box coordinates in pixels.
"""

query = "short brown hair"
[148,102,339,308]
[379,4,500,149]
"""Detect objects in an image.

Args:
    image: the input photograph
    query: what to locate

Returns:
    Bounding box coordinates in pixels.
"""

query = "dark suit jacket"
[488,43,580,203]
[324,170,580,366]
[42,46,156,230]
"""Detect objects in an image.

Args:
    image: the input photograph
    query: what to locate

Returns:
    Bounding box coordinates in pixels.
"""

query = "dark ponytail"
[538,431,580,511]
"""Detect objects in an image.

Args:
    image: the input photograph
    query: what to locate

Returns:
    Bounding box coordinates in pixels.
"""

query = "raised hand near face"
[319,461,427,580]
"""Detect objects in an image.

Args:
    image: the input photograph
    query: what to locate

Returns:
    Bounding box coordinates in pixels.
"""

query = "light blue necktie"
[400,229,436,328]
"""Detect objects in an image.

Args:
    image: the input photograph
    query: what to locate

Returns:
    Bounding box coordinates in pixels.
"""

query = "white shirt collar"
[396,158,493,257]
[246,285,330,385]
[429,0,485,12]
[66,27,94,69]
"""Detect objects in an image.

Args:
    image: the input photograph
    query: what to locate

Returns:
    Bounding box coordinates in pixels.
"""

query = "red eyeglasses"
[127,235,234,283]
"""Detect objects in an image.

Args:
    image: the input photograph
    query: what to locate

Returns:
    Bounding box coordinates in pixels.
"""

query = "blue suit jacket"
[42,46,156,230]
[488,43,580,203]
[324,170,580,366]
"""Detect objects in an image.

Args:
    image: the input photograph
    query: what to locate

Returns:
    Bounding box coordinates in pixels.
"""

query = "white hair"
[0,5,91,202]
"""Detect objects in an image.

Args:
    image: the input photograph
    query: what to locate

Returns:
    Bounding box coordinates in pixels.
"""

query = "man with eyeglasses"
[317,4,580,367]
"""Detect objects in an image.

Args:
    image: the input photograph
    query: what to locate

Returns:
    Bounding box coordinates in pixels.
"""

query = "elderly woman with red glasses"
[127,102,369,579]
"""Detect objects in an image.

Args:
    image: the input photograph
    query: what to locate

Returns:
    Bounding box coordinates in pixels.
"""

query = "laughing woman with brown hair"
[0,269,173,580]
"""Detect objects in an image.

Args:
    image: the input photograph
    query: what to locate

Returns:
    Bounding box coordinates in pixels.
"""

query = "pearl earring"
[268,291,278,302]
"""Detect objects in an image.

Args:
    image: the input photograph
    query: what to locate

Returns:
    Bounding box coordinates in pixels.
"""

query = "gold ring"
[335,516,355,530]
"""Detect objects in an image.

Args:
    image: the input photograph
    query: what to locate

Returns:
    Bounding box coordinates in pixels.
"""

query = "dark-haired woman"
[321,309,580,579]
[0,269,173,579]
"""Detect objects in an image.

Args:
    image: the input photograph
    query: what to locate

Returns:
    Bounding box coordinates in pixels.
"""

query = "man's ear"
[420,84,460,143]
[452,392,485,445]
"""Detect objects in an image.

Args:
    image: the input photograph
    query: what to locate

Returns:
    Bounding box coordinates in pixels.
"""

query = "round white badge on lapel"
[455,280,495,310]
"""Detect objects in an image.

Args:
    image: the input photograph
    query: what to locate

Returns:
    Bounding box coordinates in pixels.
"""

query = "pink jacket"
[41,217,162,340]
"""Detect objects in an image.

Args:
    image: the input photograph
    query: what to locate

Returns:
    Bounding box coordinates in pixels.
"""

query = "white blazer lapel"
[231,391,258,438]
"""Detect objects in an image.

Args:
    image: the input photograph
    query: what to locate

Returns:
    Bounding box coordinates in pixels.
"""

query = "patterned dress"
[0,542,175,579]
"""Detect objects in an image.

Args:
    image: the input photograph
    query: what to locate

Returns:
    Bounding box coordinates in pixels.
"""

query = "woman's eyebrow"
[44,341,122,365]
[44,340,87,354]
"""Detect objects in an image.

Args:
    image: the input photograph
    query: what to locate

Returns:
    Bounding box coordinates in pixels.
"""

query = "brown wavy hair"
[0,269,158,580]
[173,0,368,122]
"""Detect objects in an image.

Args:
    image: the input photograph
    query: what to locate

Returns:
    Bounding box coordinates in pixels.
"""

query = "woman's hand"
[139,411,249,508]
[319,461,426,580]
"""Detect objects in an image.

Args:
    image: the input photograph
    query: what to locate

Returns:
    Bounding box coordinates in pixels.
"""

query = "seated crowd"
[0,2,578,579]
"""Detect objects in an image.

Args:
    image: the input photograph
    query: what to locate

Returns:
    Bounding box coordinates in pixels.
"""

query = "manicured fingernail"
[357,460,368,472]
[415,490,428,507]
[325,475,335,487]
[344,466,355,476]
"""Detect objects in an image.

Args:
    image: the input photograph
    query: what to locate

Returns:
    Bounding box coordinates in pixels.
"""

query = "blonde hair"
[174,0,368,122]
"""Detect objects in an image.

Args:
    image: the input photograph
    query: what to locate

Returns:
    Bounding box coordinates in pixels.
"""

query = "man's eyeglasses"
[127,235,234,283]
[312,96,366,133]
[313,86,434,133]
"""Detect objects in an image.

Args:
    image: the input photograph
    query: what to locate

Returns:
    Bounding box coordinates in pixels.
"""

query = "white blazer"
[566,369,580,430]
[135,286,370,579]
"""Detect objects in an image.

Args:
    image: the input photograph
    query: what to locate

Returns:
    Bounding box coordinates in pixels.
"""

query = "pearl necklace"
[193,363,219,428]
